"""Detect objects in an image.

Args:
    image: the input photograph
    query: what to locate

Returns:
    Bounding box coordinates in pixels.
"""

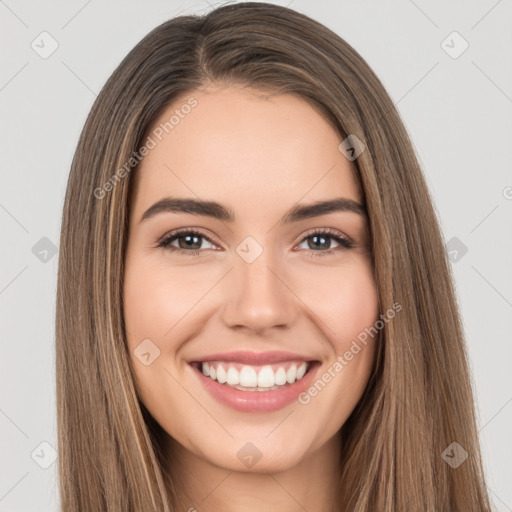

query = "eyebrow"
[139,196,367,225]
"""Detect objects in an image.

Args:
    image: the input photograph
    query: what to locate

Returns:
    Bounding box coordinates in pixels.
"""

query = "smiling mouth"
[190,360,314,391]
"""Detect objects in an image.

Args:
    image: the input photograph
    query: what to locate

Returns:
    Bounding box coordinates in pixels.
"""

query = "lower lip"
[191,362,320,413]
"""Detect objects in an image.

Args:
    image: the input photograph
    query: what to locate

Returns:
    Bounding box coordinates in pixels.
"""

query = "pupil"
[310,235,328,250]
[180,234,201,250]
[177,234,330,251]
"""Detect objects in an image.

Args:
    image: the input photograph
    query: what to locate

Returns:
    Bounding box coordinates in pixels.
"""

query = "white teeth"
[286,365,297,384]
[226,367,240,385]
[296,362,307,380]
[275,367,287,386]
[216,364,227,384]
[199,361,310,390]
[239,365,258,387]
[257,365,275,388]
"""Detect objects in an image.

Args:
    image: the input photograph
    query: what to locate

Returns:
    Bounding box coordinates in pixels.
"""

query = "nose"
[220,251,298,335]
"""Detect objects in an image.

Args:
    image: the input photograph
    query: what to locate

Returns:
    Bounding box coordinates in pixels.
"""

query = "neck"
[164,433,342,512]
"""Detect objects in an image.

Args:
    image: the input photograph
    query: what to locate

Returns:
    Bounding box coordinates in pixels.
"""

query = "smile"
[188,352,320,412]
[198,360,310,391]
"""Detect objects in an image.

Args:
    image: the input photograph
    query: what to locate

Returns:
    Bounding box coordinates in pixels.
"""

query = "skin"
[123,83,380,511]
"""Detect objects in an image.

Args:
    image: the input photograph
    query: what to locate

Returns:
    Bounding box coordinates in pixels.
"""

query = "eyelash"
[156,227,355,258]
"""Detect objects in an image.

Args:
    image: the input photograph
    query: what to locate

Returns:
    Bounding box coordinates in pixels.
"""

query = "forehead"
[132,85,361,217]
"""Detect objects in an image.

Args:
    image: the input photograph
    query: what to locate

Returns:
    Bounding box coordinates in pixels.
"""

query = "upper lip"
[189,350,316,365]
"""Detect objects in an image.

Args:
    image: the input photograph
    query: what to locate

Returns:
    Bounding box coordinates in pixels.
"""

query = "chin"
[199,434,311,474]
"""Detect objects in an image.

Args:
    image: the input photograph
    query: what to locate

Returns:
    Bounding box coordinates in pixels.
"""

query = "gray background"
[1,0,511,510]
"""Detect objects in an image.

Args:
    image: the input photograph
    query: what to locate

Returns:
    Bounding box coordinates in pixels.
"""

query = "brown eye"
[156,227,354,258]
[157,229,217,255]
[296,228,354,258]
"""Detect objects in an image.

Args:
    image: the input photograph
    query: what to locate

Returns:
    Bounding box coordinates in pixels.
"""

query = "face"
[123,84,379,474]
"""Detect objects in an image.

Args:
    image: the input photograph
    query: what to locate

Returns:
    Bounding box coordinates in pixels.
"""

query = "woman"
[55,2,493,510]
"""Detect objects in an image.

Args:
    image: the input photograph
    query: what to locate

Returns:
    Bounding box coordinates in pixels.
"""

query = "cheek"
[298,260,380,423]
[123,258,192,436]
[293,256,379,350]
[332,264,379,349]
[290,257,379,418]
[123,255,222,408]
[123,257,205,344]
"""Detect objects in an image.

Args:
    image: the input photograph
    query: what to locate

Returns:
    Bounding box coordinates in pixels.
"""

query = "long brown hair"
[56,2,493,510]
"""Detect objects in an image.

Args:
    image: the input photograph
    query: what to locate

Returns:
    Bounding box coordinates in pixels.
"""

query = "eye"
[156,227,355,257]
[157,229,218,256]
[295,227,355,258]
